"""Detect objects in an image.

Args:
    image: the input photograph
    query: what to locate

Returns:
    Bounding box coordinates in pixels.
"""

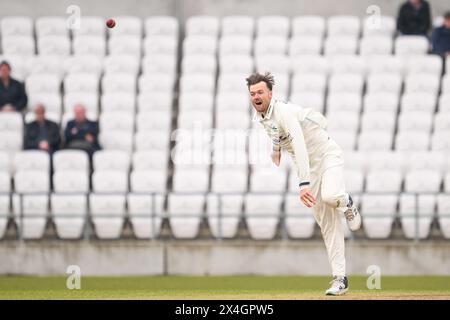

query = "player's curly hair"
[246,72,275,91]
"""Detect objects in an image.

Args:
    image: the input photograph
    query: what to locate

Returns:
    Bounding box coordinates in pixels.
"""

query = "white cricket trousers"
[309,140,349,277]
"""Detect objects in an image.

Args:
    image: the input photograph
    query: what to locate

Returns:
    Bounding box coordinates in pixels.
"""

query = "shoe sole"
[325,288,349,296]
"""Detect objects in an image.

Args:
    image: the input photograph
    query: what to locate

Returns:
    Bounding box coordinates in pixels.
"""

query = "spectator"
[24,104,61,153]
[64,104,100,157]
[0,61,28,112]
[397,0,432,36]
[431,11,450,58]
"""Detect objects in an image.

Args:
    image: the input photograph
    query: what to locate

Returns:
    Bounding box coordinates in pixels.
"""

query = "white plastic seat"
[127,193,164,239]
[137,92,172,112]
[93,150,130,172]
[180,74,215,94]
[327,15,360,37]
[328,55,366,75]
[289,36,323,56]
[257,16,290,37]
[326,111,359,134]
[182,54,217,75]
[51,194,87,239]
[289,92,325,113]
[107,16,142,37]
[0,131,23,153]
[64,73,99,94]
[98,131,133,152]
[134,130,170,151]
[366,170,402,193]
[366,73,402,95]
[100,94,136,113]
[178,92,214,112]
[136,111,171,132]
[89,194,126,239]
[219,36,253,56]
[215,92,249,112]
[437,194,450,238]
[64,55,103,75]
[143,35,177,56]
[395,132,430,151]
[63,92,99,116]
[327,130,357,151]
[139,74,175,93]
[328,73,364,95]
[108,36,142,57]
[1,16,33,37]
[211,167,248,193]
[404,55,443,76]
[405,170,441,193]
[1,36,35,56]
[366,55,404,75]
[291,73,326,94]
[439,94,450,113]
[99,112,134,132]
[13,151,50,173]
[245,194,282,240]
[71,16,105,37]
[324,36,358,55]
[359,36,393,55]
[395,36,429,56]
[434,112,450,132]
[172,168,209,193]
[407,151,446,172]
[360,111,396,133]
[28,55,67,78]
[72,35,106,56]
[130,169,167,193]
[53,171,89,193]
[254,36,288,56]
[442,75,450,94]
[292,16,325,37]
[132,150,168,171]
[326,92,362,114]
[142,54,177,74]
[37,35,70,55]
[399,194,435,239]
[250,166,287,193]
[35,16,67,37]
[25,74,60,95]
[145,16,178,37]
[255,54,290,75]
[177,110,213,129]
[361,194,397,239]
[0,54,29,80]
[342,169,365,194]
[284,193,315,238]
[291,55,328,75]
[0,152,11,174]
[221,16,254,37]
[0,194,10,238]
[215,110,249,129]
[404,74,440,96]
[342,151,367,172]
[101,74,137,94]
[53,150,89,172]
[92,170,128,193]
[168,193,205,238]
[183,36,217,55]
[219,55,253,75]
[103,54,140,75]
[397,111,433,132]
[363,93,399,114]
[431,131,450,151]
[366,151,404,172]
[358,130,393,151]
[206,194,243,239]
[13,194,48,239]
[186,16,219,37]
[0,112,24,132]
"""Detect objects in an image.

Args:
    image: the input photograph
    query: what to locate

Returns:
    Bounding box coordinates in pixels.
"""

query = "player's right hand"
[300,188,317,207]
[271,151,281,166]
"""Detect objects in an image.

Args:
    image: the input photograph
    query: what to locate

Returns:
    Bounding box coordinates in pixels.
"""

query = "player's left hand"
[300,188,317,207]
[271,151,281,166]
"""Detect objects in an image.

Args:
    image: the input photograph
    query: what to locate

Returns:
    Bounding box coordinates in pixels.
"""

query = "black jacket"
[0,77,28,112]
[24,119,61,152]
[432,26,450,56]
[64,119,100,150]
[397,0,431,35]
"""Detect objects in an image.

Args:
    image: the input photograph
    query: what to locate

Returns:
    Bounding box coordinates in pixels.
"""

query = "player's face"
[249,81,272,113]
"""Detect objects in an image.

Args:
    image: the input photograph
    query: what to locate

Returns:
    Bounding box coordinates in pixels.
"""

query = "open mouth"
[255,101,263,106]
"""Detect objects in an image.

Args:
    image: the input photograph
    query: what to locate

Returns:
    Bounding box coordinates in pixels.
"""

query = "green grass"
[0,276,449,299]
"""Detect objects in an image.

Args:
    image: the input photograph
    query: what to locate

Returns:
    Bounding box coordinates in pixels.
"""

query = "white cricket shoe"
[325,276,349,296]
[344,194,361,231]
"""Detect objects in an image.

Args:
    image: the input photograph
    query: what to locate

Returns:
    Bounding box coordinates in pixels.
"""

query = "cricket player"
[246,72,361,296]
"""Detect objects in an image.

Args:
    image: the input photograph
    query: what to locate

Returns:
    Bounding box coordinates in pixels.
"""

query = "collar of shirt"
[252,97,276,122]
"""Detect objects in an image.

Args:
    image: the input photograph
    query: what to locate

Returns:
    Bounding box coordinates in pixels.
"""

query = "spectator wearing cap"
[0,61,28,112]
[431,11,450,58]
[24,104,61,153]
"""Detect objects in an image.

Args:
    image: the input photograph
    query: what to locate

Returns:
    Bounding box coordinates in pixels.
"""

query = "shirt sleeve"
[277,106,310,188]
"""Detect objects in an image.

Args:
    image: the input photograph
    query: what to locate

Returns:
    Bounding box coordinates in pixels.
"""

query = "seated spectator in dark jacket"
[24,104,61,153]
[64,104,100,157]
[397,0,432,35]
[0,61,28,112]
[431,11,450,58]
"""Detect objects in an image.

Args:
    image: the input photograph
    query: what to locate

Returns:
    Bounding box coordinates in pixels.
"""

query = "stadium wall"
[0,0,448,21]
[0,241,449,276]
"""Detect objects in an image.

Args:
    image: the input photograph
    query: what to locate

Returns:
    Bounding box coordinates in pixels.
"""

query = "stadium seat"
[1,16,33,37]
[328,73,364,95]
[186,16,219,37]
[215,92,249,112]
[360,111,396,133]
[127,193,164,239]
[25,74,60,95]
[324,36,358,55]
[64,55,103,75]
[399,194,435,239]
[168,193,205,239]
[219,36,253,56]
[183,36,217,55]
[404,74,440,96]
[407,151,446,172]
[137,92,173,112]
[291,73,327,94]
[179,92,214,112]
[434,112,450,132]
[343,169,365,194]
[130,170,167,193]
[397,111,433,132]
[51,194,87,239]
[92,171,128,193]
[404,170,442,193]
[245,194,282,240]
[177,109,213,129]
[0,194,9,239]
[35,16,67,37]
[366,170,402,192]
[442,75,450,94]
[363,93,399,114]
[326,111,359,135]
[142,54,176,74]
[0,152,11,174]
[291,55,328,75]
[366,151,405,172]
[218,55,253,75]
[28,55,67,78]
[183,54,217,74]
[221,15,254,37]
[107,16,143,37]
[13,194,48,239]
[362,15,396,37]
[215,110,249,129]
[292,16,325,37]
[134,130,170,151]
[437,194,450,238]
[366,73,402,95]
[180,74,215,94]
[361,194,397,239]
[172,168,209,193]
[289,36,323,56]
[254,36,288,56]
[71,16,105,37]
[1,36,35,56]
[404,55,443,76]
[132,150,168,171]
[53,171,89,193]
[145,16,179,38]
[37,35,70,55]
[64,73,99,94]
[93,150,130,172]
[90,194,126,239]
[359,36,393,55]
[13,150,49,173]
[143,36,177,56]
[108,36,142,57]
[358,130,393,151]
[327,130,357,151]
[257,16,290,37]
[327,15,360,37]
[211,167,248,193]
[284,193,316,238]
[103,54,140,75]
[255,55,290,75]
[366,55,404,75]
[101,74,137,94]
[438,94,450,113]
[395,131,430,151]
[206,194,243,239]
[53,150,89,172]
[327,92,362,114]
[72,35,106,56]
[395,36,429,56]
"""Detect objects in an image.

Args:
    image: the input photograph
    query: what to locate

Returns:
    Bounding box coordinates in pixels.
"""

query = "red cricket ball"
[106,19,116,28]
